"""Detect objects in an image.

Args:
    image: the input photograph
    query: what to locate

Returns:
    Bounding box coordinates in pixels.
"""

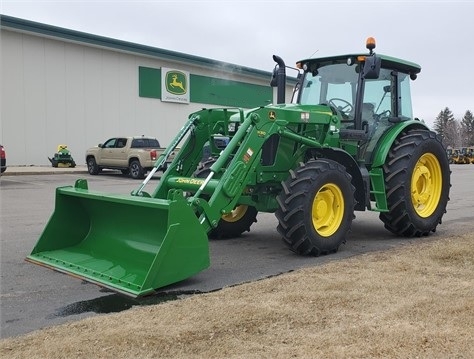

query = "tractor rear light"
[150,150,157,160]
[357,55,366,62]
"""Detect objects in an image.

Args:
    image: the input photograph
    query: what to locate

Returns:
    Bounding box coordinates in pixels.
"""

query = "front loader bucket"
[26,182,210,297]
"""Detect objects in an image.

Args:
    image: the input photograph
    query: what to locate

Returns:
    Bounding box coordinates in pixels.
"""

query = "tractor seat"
[342,103,375,130]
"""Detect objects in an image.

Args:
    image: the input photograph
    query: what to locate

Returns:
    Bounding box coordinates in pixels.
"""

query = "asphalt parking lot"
[1,165,473,338]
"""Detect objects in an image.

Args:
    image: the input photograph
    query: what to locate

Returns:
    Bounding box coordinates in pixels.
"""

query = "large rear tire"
[380,129,450,236]
[276,159,355,256]
[194,160,258,239]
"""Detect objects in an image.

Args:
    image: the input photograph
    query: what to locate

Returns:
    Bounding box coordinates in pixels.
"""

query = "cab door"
[99,138,127,166]
[111,138,128,166]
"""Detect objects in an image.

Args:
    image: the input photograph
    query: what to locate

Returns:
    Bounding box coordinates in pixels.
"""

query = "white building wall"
[1,27,290,166]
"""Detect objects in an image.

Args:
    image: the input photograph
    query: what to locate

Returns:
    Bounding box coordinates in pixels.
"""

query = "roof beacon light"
[366,37,376,54]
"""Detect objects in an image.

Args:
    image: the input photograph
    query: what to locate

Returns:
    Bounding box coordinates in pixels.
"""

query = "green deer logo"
[166,71,187,95]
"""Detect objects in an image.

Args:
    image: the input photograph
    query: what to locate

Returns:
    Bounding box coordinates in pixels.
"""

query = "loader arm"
[147,106,332,235]
[149,108,277,234]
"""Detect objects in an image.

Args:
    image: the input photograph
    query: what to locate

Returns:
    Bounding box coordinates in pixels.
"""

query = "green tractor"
[27,38,450,297]
[48,144,76,168]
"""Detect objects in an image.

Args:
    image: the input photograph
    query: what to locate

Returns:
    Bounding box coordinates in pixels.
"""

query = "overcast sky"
[2,0,473,128]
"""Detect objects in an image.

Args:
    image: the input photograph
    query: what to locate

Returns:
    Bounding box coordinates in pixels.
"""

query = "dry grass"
[1,234,473,359]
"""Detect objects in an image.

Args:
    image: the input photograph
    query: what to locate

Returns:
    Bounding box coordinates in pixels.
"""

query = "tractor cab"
[294,38,421,163]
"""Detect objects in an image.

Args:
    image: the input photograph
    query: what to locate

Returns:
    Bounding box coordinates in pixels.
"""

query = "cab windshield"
[299,62,358,120]
[298,61,414,121]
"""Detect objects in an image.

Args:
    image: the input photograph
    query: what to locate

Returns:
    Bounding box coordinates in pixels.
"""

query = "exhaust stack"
[271,55,286,104]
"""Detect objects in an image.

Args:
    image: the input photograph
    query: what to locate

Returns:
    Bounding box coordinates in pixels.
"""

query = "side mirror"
[363,55,381,79]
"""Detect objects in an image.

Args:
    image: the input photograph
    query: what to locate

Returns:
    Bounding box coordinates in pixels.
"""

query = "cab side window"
[116,138,127,148]
[103,138,117,148]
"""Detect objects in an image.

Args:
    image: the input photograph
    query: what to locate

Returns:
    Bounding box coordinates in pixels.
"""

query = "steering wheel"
[328,98,354,117]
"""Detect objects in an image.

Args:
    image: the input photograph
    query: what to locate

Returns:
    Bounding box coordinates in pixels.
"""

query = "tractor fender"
[307,147,367,211]
[371,120,429,168]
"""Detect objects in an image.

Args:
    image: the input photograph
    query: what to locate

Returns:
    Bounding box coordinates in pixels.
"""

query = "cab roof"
[298,53,421,75]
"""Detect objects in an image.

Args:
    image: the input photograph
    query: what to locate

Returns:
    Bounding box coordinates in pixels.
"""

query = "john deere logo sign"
[162,68,190,103]
[166,71,187,95]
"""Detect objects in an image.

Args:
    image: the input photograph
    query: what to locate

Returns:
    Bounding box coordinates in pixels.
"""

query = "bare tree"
[461,110,474,146]
[445,120,463,148]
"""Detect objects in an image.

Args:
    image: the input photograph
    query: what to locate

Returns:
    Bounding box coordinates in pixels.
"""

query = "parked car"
[85,136,178,179]
[0,144,6,174]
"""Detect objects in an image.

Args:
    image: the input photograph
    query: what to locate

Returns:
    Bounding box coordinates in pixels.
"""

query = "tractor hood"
[228,103,337,127]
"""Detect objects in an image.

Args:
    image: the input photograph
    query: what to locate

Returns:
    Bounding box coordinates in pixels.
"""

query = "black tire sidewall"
[277,159,354,255]
[303,163,354,253]
[306,168,354,248]
[129,160,145,179]
[214,205,258,239]
[87,157,98,175]
[403,135,450,231]
[381,130,450,235]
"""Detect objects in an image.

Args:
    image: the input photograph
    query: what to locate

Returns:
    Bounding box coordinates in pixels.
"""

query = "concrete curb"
[1,166,89,176]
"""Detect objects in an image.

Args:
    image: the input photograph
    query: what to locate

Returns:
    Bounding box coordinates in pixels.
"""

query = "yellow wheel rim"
[411,153,442,218]
[312,183,344,237]
[222,205,248,223]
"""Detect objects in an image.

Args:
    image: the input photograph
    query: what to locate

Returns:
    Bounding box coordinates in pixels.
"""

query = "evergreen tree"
[461,110,474,146]
[433,107,455,146]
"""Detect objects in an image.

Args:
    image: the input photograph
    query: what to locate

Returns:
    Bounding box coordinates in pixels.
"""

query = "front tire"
[380,129,450,236]
[87,157,99,175]
[129,160,145,179]
[276,159,355,256]
[194,160,257,239]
